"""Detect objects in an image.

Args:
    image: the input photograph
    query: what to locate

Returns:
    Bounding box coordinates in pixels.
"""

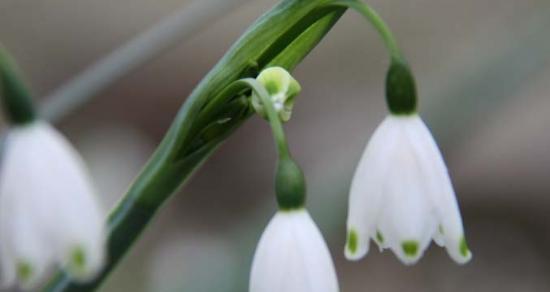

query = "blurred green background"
[1,0,550,291]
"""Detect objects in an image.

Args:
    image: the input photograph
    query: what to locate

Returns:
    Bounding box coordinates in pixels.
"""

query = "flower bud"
[252,67,301,122]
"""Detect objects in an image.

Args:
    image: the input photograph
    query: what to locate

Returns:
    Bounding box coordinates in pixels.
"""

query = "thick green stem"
[43,1,345,291]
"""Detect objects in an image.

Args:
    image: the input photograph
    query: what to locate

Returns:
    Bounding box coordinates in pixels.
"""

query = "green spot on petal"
[401,240,419,257]
[375,230,384,244]
[17,261,33,282]
[459,237,470,257]
[438,225,444,234]
[347,229,358,254]
[71,247,87,272]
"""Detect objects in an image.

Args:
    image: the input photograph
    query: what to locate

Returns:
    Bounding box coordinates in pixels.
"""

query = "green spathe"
[252,66,301,122]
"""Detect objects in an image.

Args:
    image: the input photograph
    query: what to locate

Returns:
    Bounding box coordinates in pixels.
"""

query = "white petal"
[402,116,471,264]
[0,122,106,287]
[345,117,400,260]
[375,124,436,265]
[250,210,339,292]
[0,171,54,289]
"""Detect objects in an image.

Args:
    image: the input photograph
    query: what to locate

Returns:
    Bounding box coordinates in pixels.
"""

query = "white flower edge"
[0,122,106,289]
[250,209,339,292]
[345,114,471,265]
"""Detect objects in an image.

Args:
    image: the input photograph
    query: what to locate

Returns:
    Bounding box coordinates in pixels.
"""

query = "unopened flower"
[345,114,471,265]
[251,66,301,122]
[0,121,105,289]
[250,209,339,292]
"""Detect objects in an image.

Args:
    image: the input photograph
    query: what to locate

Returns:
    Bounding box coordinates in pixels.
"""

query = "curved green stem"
[235,78,305,210]
[237,78,291,158]
[327,0,402,60]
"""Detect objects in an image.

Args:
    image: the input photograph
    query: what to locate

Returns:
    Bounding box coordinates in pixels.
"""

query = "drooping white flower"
[0,121,105,289]
[345,114,471,265]
[250,209,339,292]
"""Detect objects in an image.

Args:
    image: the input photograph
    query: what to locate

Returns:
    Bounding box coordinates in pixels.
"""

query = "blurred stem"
[40,0,249,123]
[327,0,402,60]
[43,1,345,291]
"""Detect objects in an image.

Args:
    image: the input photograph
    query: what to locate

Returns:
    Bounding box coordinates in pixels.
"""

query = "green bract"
[252,67,301,122]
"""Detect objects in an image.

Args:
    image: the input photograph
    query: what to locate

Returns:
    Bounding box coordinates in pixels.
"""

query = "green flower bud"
[252,66,301,122]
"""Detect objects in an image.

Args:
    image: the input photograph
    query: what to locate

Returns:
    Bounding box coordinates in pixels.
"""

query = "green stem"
[327,0,402,60]
[327,0,417,114]
[43,1,345,291]
[236,78,305,210]
[239,78,291,158]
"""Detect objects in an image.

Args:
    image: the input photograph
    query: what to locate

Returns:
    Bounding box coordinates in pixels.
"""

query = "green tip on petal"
[347,229,358,254]
[375,230,384,244]
[72,247,87,270]
[16,261,33,283]
[438,225,444,234]
[459,237,470,257]
[401,240,419,257]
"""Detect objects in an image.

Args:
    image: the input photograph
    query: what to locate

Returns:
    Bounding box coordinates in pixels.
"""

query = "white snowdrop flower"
[345,114,471,265]
[0,121,106,289]
[250,209,339,292]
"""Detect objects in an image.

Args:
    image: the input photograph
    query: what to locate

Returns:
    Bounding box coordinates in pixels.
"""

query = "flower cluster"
[247,62,471,291]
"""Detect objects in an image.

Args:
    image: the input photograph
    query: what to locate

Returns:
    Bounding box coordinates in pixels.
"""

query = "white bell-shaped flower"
[345,114,471,265]
[250,209,339,292]
[0,121,105,289]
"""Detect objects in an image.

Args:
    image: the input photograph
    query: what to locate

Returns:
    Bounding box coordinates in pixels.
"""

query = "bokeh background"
[1,0,550,291]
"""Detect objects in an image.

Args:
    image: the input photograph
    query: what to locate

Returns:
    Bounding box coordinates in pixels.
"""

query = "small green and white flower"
[250,209,339,292]
[0,122,105,289]
[251,66,301,122]
[345,114,471,265]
